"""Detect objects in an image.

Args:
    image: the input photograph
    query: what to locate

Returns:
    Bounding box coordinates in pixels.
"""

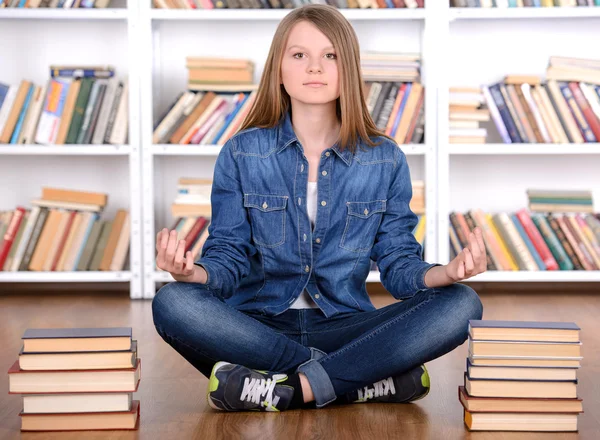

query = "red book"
[516,209,559,271]
[0,206,26,271]
[184,217,208,253]
[568,82,600,141]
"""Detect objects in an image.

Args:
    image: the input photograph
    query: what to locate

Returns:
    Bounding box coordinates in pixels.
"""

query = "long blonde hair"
[238,4,391,154]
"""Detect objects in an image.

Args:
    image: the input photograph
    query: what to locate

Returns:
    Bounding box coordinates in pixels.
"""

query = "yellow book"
[485,213,518,271]
[414,215,426,245]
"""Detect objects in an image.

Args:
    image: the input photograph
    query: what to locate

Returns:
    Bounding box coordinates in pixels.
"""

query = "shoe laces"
[357,376,396,401]
[240,373,286,409]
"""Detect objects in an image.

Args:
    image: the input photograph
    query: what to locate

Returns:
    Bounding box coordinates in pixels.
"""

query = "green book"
[65,77,94,145]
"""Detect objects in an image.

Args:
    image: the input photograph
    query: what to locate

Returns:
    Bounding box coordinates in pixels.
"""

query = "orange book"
[54,79,81,145]
[41,187,107,207]
[99,209,128,271]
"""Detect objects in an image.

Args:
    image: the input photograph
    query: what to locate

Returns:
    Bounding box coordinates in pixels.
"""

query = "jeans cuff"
[296,358,337,408]
[309,347,327,361]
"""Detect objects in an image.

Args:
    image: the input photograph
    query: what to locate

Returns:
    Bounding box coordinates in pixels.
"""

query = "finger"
[165,230,178,266]
[464,247,475,275]
[185,251,194,274]
[156,228,166,253]
[173,240,186,272]
[456,253,465,279]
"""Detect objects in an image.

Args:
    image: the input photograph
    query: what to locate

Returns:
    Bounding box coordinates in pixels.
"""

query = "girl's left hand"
[445,227,487,282]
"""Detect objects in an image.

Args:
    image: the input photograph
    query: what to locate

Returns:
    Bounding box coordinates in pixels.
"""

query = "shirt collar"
[276,109,354,166]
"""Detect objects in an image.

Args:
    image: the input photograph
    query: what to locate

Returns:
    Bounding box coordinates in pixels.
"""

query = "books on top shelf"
[152,0,424,9]
[477,56,600,145]
[449,86,489,144]
[7,327,140,432]
[451,0,600,8]
[527,189,594,213]
[0,65,128,146]
[460,319,583,432]
[449,207,600,271]
[0,0,112,7]
[0,187,130,272]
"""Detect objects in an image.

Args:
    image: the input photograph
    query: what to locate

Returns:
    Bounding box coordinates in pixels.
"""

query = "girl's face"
[280,20,340,108]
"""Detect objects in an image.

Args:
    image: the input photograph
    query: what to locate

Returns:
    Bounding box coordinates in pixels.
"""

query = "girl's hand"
[445,227,487,282]
[156,228,196,282]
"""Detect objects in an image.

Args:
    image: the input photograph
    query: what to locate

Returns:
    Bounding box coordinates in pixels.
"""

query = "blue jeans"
[152,282,483,409]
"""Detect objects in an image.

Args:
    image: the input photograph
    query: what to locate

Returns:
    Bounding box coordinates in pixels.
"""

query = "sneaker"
[350,364,430,404]
[207,361,295,412]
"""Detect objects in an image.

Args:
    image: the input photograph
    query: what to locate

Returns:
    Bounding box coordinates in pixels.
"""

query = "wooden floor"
[1,286,599,440]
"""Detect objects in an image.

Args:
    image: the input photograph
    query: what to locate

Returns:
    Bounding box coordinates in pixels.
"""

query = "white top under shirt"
[289,181,319,309]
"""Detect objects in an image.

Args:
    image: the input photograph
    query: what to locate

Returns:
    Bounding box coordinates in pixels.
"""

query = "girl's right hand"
[156,228,196,282]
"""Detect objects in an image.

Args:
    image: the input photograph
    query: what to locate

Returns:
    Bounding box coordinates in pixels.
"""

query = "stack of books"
[0,65,128,146]
[449,86,489,144]
[460,320,583,432]
[7,327,141,432]
[527,189,594,213]
[451,1,600,8]
[185,56,255,92]
[0,0,112,7]
[152,0,424,10]
[0,187,130,272]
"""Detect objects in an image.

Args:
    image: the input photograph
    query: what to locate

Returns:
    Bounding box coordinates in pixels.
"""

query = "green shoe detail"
[421,364,430,388]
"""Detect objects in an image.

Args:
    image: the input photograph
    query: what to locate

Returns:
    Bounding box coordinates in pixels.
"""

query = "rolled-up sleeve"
[370,145,441,299]
[194,137,257,299]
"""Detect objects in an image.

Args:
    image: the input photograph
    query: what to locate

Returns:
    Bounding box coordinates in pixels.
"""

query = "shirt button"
[304,265,310,273]
[262,202,268,209]
[314,294,320,299]
[322,170,327,176]
[300,164,304,172]
[325,152,330,157]
[364,209,369,215]
[298,198,301,205]
[303,233,307,241]
[321,201,326,206]
[315,238,321,243]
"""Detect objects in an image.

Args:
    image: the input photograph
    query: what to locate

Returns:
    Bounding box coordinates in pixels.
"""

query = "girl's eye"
[293,53,305,59]
[325,53,337,60]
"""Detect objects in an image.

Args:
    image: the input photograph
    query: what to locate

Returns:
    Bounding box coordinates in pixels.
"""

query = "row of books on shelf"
[451,0,600,7]
[0,0,111,7]
[460,319,583,432]
[450,198,600,271]
[450,56,600,144]
[0,188,130,272]
[153,0,424,9]
[0,66,128,146]
[7,327,140,432]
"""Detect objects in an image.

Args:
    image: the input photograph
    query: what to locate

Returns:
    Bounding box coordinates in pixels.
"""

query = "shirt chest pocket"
[339,200,387,253]
[243,194,288,248]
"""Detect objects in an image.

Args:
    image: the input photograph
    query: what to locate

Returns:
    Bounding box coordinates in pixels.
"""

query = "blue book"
[489,83,522,143]
[10,84,34,144]
[0,82,9,110]
[50,68,115,79]
[558,81,596,143]
[212,93,249,144]
[510,213,546,271]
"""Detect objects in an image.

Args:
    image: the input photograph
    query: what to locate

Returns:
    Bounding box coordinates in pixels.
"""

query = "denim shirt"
[195,110,440,318]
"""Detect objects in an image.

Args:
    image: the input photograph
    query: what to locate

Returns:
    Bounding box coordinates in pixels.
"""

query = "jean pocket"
[339,200,387,252]
[244,193,288,248]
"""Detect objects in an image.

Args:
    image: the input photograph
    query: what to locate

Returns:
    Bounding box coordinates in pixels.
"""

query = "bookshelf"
[438,3,600,284]
[139,2,440,299]
[0,0,143,298]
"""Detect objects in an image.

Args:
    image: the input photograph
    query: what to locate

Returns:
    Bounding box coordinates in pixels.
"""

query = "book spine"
[516,209,559,270]
[0,207,26,271]
[481,85,511,143]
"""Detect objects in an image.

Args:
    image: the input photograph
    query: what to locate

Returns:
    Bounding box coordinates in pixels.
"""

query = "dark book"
[65,77,94,144]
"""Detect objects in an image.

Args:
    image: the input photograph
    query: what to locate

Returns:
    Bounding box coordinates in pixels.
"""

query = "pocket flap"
[346,200,387,218]
[244,194,288,212]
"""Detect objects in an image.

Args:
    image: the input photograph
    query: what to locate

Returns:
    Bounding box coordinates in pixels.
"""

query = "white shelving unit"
[140,3,440,299]
[438,4,600,284]
[0,0,143,298]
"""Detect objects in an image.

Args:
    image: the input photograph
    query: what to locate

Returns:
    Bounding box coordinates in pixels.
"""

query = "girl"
[153,4,485,413]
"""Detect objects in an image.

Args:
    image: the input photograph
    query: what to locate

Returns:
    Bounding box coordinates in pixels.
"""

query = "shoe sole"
[207,361,231,411]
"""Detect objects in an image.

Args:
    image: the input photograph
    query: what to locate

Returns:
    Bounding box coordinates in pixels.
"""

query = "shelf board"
[464,271,600,283]
[449,7,600,20]
[152,144,427,156]
[149,8,425,21]
[0,271,131,283]
[155,270,382,283]
[448,143,600,155]
[0,145,132,155]
[0,8,129,20]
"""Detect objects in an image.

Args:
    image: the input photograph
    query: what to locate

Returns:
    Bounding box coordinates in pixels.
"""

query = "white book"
[23,393,132,414]
[109,80,129,145]
[152,91,194,144]
[91,78,118,145]
[0,85,17,138]
[21,81,49,145]
[580,83,600,122]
